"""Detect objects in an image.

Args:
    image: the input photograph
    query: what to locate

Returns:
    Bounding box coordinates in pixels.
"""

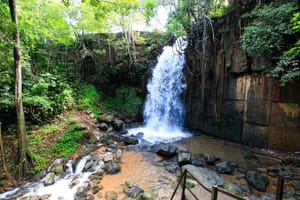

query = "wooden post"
[276,176,284,200]
[181,170,187,200]
[211,185,218,200]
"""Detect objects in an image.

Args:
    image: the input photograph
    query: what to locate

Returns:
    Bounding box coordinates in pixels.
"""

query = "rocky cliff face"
[184,3,300,151]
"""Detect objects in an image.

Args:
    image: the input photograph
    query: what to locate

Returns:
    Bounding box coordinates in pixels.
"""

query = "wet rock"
[177,151,192,166]
[86,194,94,200]
[104,153,114,162]
[205,155,219,165]
[83,160,94,172]
[278,169,293,177]
[135,132,144,139]
[118,130,128,135]
[115,149,122,162]
[50,164,64,175]
[105,191,118,200]
[40,194,51,200]
[112,119,124,131]
[191,154,207,167]
[292,180,300,190]
[245,171,269,192]
[156,145,177,158]
[69,178,80,188]
[99,123,109,131]
[139,192,153,200]
[74,186,88,200]
[182,165,224,188]
[91,185,102,194]
[165,163,179,174]
[43,172,56,186]
[124,180,144,198]
[123,136,139,145]
[282,157,300,165]
[32,170,47,181]
[20,195,40,200]
[216,161,237,174]
[103,161,120,174]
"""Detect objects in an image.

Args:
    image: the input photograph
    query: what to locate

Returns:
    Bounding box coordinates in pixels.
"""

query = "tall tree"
[8,0,31,177]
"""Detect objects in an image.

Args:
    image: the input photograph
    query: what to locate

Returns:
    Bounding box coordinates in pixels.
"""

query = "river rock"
[278,168,293,177]
[123,136,139,145]
[205,155,220,165]
[74,186,88,200]
[118,130,128,135]
[20,195,40,200]
[99,123,109,131]
[245,171,269,192]
[124,180,144,198]
[182,165,224,188]
[105,191,118,200]
[156,145,177,157]
[139,192,154,200]
[103,161,120,174]
[115,149,122,162]
[43,172,56,186]
[112,119,124,131]
[135,132,144,139]
[86,195,94,200]
[177,151,192,166]
[104,153,114,162]
[191,156,207,167]
[69,178,80,188]
[216,161,237,174]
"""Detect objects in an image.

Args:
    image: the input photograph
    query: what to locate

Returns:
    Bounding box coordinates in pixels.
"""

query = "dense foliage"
[241,2,299,85]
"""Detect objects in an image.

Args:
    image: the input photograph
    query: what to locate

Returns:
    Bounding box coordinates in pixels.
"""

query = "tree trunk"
[8,0,30,178]
[0,123,8,175]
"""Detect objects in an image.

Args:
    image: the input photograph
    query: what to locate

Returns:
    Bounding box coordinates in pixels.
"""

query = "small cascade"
[0,154,100,200]
[129,37,191,143]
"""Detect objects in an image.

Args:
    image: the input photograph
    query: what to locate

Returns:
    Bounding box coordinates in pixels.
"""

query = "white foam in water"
[130,37,191,143]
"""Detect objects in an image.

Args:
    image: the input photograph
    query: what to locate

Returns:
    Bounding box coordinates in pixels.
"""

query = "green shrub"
[23,72,75,124]
[241,2,296,57]
[79,84,102,116]
[53,123,85,157]
[103,86,142,117]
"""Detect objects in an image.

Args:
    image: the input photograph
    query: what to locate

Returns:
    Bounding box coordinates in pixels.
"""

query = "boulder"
[112,119,124,131]
[139,192,154,200]
[43,172,56,186]
[205,155,220,165]
[156,145,177,158]
[103,161,120,174]
[74,186,88,200]
[177,151,192,166]
[182,165,224,189]
[123,181,144,198]
[99,123,109,131]
[104,153,114,162]
[105,191,118,200]
[123,136,139,145]
[20,195,40,200]
[215,162,237,174]
[135,132,144,139]
[245,171,269,192]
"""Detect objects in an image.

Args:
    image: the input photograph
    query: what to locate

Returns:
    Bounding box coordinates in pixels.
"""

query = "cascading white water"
[129,37,191,143]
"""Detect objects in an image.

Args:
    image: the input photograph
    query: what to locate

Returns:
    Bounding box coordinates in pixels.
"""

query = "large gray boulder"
[245,171,269,192]
[182,165,224,189]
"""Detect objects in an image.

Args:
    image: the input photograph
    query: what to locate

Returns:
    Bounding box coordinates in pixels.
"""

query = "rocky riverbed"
[1,112,300,200]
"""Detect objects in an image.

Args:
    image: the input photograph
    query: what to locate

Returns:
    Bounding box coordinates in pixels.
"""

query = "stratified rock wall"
[185,2,300,151]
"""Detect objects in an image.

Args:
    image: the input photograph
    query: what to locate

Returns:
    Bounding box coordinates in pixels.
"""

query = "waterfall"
[129,37,191,143]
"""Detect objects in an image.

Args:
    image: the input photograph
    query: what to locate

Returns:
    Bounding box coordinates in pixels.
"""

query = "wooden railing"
[171,169,300,200]
[276,176,300,200]
[170,169,246,200]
